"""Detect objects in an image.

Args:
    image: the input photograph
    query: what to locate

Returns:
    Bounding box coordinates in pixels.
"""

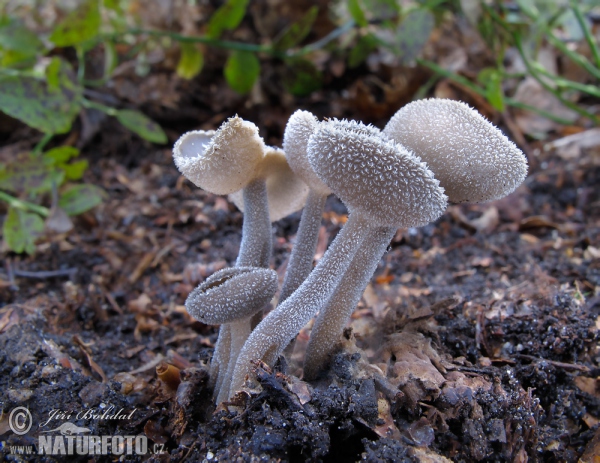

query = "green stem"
[531,63,600,98]
[417,58,578,125]
[292,20,355,56]
[514,35,600,124]
[0,191,49,217]
[547,34,600,81]
[571,3,600,69]
[32,133,53,156]
[76,45,86,83]
[81,98,117,116]
[107,20,356,60]
[117,28,273,54]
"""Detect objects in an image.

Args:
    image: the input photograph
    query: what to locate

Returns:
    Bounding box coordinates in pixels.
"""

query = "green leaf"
[103,0,122,12]
[59,184,105,216]
[224,50,260,94]
[283,59,322,96]
[273,7,319,51]
[115,109,168,144]
[0,153,65,194]
[348,33,378,68]
[3,207,45,254]
[44,147,80,165]
[0,17,44,65]
[0,59,83,134]
[478,68,505,111]
[49,0,101,47]
[362,0,400,22]
[348,0,369,27]
[103,41,118,78]
[176,43,204,80]
[45,57,62,91]
[62,160,89,180]
[206,0,249,39]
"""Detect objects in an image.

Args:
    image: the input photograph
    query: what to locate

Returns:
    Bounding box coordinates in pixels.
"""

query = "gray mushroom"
[383,98,528,203]
[230,119,447,398]
[279,112,383,302]
[186,266,278,402]
[304,100,529,379]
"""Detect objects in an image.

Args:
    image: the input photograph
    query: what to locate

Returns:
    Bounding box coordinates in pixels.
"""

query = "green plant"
[419,0,600,126]
[0,0,167,253]
[0,146,105,254]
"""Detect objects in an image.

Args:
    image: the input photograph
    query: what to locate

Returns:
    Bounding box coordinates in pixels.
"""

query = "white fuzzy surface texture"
[283,110,331,196]
[308,119,447,228]
[172,116,265,195]
[384,99,528,203]
[185,267,278,325]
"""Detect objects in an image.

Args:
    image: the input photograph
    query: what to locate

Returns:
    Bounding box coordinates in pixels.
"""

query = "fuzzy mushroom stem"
[236,178,272,268]
[209,324,230,394]
[229,120,446,398]
[216,316,253,403]
[231,213,371,393]
[303,226,396,380]
[279,189,327,303]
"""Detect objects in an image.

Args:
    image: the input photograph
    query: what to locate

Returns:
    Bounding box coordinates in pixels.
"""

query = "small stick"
[514,354,590,372]
[13,268,77,280]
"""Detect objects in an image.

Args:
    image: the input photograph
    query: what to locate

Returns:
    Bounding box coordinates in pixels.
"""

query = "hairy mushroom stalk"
[278,110,330,302]
[230,120,447,398]
[279,112,384,303]
[173,116,307,401]
[303,100,528,379]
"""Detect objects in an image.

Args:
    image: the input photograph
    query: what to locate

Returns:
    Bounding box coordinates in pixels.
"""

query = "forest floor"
[1,3,600,462]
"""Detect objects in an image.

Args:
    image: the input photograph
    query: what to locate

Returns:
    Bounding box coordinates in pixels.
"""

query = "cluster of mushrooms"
[173,99,528,404]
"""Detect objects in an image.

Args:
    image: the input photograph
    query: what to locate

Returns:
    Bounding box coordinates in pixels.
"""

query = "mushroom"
[228,147,310,223]
[383,98,528,203]
[278,110,328,302]
[173,116,308,401]
[229,119,447,398]
[173,116,271,267]
[303,101,528,379]
[279,112,383,302]
[185,266,278,402]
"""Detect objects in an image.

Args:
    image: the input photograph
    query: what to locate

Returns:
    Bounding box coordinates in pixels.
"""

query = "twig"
[4,259,18,291]
[514,354,590,372]
[13,268,78,280]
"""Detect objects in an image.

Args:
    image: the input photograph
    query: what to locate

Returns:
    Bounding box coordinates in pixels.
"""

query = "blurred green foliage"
[0,0,598,253]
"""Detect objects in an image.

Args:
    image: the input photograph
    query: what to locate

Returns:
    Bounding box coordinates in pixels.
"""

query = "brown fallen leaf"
[382,332,446,410]
[574,376,599,397]
[0,307,19,334]
[579,426,600,463]
[73,335,107,383]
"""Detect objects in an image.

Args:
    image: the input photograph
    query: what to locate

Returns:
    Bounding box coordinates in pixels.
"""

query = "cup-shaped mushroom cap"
[383,99,528,203]
[308,120,447,228]
[173,116,266,195]
[283,110,331,197]
[185,267,278,325]
[229,147,310,221]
